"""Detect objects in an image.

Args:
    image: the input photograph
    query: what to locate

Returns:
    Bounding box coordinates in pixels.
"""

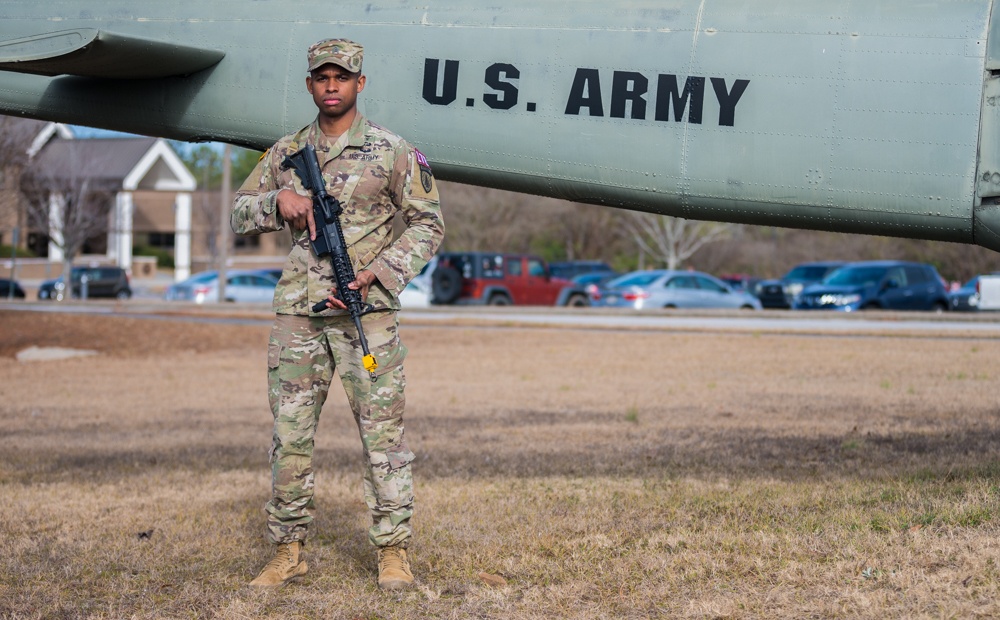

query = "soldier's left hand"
[322,270,376,309]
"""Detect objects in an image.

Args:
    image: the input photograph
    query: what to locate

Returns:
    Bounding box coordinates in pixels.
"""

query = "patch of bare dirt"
[0,310,268,358]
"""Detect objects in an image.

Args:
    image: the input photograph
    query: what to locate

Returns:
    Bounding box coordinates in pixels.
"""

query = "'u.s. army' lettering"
[565,69,750,127]
[421,59,749,128]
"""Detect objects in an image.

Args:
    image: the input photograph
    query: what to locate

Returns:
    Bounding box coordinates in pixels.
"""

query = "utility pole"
[217,144,231,302]
[7,226,17,300]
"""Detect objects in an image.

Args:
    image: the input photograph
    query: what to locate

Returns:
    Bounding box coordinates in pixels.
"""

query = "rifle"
[281,143,378,382]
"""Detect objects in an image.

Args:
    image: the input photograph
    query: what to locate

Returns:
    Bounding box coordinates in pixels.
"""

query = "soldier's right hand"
[276,189,316,240]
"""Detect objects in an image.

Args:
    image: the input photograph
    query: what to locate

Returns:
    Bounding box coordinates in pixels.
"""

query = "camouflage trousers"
[264,310,413,548]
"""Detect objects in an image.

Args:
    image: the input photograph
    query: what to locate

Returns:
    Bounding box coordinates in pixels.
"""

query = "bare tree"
[0,118,31,186]
[181,143,261,273]
[438,182,541,253]
[620,211,735,270]
[178,144,224,261]
[0,118,53,247]
[20,141,117,299]
[437,181,630,266]
[542,201,626,261]
[428,179,997,280]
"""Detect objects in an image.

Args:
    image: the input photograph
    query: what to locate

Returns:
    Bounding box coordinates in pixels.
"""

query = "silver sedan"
[164,270,279,304]
[591,270,763,310]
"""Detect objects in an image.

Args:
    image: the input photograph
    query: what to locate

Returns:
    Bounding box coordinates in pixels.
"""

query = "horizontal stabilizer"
[0,28,224,78]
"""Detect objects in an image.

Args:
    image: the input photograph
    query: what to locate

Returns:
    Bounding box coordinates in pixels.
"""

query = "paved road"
[3,301,999,337]
[406,309,1000,336]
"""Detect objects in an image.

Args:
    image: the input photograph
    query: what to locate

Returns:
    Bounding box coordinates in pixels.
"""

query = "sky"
[70,125,221,156]
[69,125,138,139]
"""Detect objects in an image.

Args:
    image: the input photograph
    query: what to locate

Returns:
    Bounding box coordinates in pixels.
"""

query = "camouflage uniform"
[231,112,444,548]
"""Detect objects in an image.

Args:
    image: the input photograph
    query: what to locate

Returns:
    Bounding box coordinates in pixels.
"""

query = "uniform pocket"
[384,442,415,471]
[360,311,407,378]
[372,339,408,377]
[266,338,282,418]
[267,339,282,370]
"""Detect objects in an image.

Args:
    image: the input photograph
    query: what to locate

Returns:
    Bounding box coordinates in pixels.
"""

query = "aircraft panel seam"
[418,149,973,181]
[421,153,972,205]
[676,0,709,217]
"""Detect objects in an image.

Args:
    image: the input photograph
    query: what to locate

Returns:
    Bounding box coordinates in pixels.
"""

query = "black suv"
[548,260,615,280]
[0,278,26,299]
[755,261,845,308]
[38,266,132,300]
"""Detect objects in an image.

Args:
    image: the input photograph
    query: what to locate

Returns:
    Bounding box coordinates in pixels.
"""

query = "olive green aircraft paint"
[1,1,999,251]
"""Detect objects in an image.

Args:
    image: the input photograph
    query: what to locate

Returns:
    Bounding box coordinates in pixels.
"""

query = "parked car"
[948,273,1000,311]
[398,277,431,308]
[591,270,762,310]
[164,269,278,303]
[793,260,949,311]
[430,252,573,305]
[37,266,132,300]
[254,267,284,282]
[978,274,1000,311]
[948,276,982,312]
[755,261,846,308]
[0,278,26,299]
[548,260,615,280]
[557,271,621,307]
[719,273,763,294]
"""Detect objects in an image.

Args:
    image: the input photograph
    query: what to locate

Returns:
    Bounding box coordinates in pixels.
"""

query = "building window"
[27,232,49,257]
[135,232,176,249]
[234,236,261,249]
[148,232,175,248]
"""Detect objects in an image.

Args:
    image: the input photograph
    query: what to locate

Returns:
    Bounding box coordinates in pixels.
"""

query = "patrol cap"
[307,38,364,73]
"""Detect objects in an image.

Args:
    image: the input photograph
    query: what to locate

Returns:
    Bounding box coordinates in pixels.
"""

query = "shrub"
[0,244,37,259]
[133,245,175,269]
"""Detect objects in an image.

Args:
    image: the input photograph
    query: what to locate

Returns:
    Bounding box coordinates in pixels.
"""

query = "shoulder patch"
[415,149,430,169]
[415,148,434,194]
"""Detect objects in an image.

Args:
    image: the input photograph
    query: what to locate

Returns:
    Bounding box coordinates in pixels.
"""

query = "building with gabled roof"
[0,118,73,245]
[2,118,201,280]
[2,117,288,286]
[26,136,198,278]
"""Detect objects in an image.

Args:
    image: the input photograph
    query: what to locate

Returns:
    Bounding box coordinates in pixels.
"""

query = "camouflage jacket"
[231,114,444,316]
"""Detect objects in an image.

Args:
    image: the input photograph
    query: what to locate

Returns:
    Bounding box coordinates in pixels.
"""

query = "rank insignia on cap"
[307,38,364,73]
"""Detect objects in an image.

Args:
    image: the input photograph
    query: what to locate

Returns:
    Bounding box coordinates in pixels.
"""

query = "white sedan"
[398,277,431,308]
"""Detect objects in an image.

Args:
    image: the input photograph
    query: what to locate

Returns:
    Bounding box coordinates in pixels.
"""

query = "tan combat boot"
[377,546,413,590]
[250,541,308,587]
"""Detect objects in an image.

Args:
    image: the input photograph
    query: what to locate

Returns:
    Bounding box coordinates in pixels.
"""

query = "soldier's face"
[307,65,366,119]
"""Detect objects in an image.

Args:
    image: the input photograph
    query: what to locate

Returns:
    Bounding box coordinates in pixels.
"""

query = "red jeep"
[430,252,576,305]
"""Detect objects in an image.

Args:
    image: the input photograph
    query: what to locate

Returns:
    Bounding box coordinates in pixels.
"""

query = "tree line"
[178,145,1000,284]
[19,132,986,286]
[437,181,1000,284]
[3,119,995,287]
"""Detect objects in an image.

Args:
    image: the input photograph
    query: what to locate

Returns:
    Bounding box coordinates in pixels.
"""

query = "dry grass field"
[1,309,999,619]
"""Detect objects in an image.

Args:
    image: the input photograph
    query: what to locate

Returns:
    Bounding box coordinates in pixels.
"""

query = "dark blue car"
[793,261,949,312]
[948,276,982,312]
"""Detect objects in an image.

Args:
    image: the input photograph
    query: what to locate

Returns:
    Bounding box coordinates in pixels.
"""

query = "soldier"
[231,38,444,590]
